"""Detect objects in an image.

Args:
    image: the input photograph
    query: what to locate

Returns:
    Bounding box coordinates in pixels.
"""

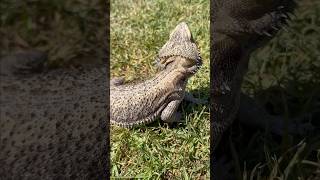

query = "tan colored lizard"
[110,22,205,127]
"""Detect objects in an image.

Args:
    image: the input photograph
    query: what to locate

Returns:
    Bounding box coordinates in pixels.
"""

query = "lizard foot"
[249,6,292,37]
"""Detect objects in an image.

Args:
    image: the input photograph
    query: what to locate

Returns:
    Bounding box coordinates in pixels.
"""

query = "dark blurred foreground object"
[0,50,108,179]
[211,0,299,150]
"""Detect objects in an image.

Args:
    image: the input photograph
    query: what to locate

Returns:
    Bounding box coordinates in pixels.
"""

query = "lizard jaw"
[155,54,202,74]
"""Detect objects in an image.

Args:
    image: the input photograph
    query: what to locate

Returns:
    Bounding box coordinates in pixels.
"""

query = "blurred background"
[0,0,106,67]
[1,0,319,179]
[218,0,320,179]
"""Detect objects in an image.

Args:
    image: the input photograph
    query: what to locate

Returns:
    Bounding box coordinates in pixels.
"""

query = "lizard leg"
[161,100,184,123]
[238,93,314,136]
[184,91,208,105]
[110,77,125,86]
[248,9,288,37]
[0,50,48,76]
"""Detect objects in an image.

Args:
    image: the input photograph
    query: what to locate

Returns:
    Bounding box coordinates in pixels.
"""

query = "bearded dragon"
[110,22,204,128]
[207,0,317,178]
[210,0,302,151]
[0,22,203,178]
[0,50,108,179]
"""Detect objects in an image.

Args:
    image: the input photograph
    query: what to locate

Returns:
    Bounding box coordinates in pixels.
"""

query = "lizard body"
[1,2,313,178]
[210,0,297,150]
[0,51,108,179]
[0,22,202,178]
[111,22,202,128]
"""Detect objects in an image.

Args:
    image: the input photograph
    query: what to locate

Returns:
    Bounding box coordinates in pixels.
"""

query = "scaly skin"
[210,0,297,151]
[209,1,303,179]
[0,52,108,179]
[111,56,201,127]
[111,22,203,128]
[0,22,202,178]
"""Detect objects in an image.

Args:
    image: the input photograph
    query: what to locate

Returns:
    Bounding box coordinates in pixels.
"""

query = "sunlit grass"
[1,0,319,179]
[110,0,210,179]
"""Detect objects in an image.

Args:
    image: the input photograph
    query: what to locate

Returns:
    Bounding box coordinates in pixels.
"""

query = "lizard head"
[156,22,202,72]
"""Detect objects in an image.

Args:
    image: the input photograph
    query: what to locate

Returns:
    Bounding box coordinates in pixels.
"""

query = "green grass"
[228,0,320,179]
[0,0,106,67]
[111,0,320,179]
[110,0,210,179]
[1,0,319,179]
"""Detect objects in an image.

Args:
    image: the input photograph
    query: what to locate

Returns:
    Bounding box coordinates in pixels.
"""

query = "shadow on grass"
[216,77,320,179]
